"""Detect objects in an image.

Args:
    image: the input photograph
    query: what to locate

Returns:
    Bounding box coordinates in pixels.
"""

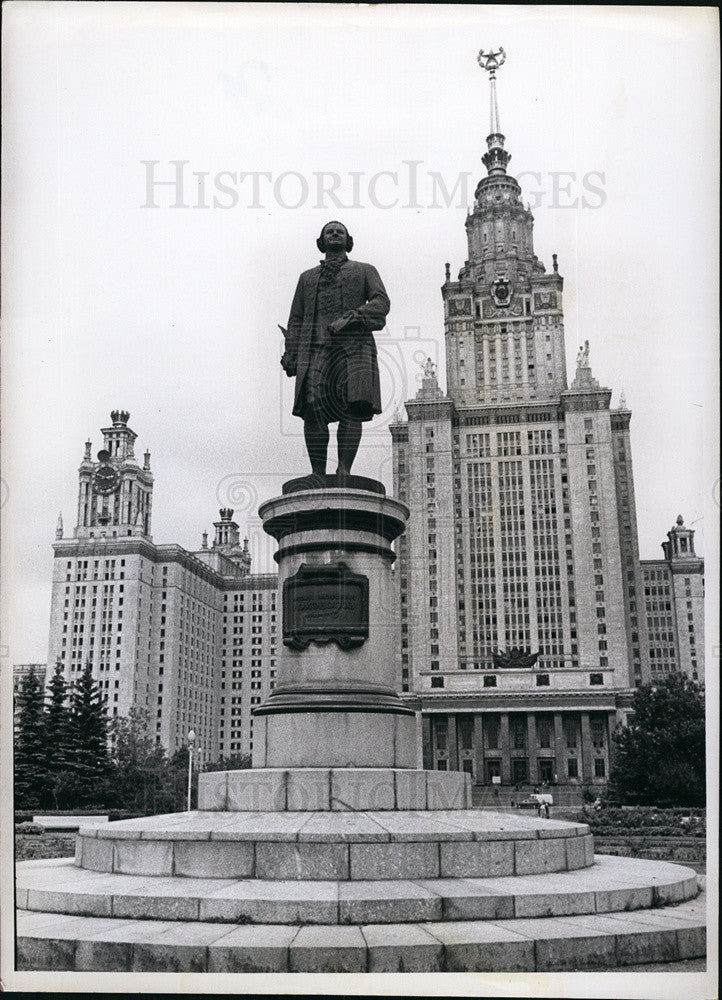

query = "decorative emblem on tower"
[93,449,120,495]
[492,647,539,670]
[492,277,511,307]
[477,48,506,76]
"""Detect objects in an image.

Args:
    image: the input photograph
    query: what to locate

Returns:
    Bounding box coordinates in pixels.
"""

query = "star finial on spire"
[477,48,506,134]
[477,48,511,176]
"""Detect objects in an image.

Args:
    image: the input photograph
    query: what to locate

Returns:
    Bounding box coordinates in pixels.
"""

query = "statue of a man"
[281,221,390,477]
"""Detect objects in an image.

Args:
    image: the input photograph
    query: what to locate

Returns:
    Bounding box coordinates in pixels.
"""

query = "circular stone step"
[17,855,699,926]
[15,887,706,972]
[198,767,472,812]
[74,809,593,880]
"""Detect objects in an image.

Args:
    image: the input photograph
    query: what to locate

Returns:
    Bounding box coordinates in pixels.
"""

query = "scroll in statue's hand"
[278,324,296,376]
[280,351,297,377]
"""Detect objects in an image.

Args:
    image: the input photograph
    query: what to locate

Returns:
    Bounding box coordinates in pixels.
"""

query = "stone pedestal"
[253,476,416,768]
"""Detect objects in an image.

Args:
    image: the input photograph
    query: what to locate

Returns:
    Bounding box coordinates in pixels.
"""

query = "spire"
[477,48,510,176]
[56,512,64,540]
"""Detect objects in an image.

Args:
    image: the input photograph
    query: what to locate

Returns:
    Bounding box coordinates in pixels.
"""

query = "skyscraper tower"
[391,50,650,791]
[444,48,565,408]
[47,412,277,761]
[641,515,705,682]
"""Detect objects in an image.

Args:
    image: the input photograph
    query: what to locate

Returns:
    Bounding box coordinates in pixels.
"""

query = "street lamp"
[187,730,196,812]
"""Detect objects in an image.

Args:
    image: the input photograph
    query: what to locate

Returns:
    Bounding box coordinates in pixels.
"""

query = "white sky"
[1,3,719,665]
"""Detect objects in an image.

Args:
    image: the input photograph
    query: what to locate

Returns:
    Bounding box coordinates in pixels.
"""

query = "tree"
[606,672,705,807]
[43,659,75,807]
[204,752,251,772]
[14,667,48,808]
[67,661,112,806]
[108,708,169,814]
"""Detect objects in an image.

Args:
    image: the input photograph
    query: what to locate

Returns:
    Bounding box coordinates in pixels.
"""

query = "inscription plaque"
[283,562,369,650]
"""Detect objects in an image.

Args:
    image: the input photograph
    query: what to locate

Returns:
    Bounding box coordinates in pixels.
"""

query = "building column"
[580,712,594,783]
[499,712,511,784]
[412,711,422,769]
[448,714,459,771]
[473,714,484,783]
[553,712,565,785]
[421,715,433,770]
[606,711,617,771]
[527,713,538,785]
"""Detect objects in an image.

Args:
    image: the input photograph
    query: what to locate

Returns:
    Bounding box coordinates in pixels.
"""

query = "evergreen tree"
[68,660,112,806]
[43,659,74,808]
[14,667,48,808]
[205,752,251,772]
[606,672,705,807]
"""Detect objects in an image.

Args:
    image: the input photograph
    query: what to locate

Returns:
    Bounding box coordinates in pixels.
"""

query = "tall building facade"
[47,411,278,763]
[388,61,692,794]
[641,516,705,682]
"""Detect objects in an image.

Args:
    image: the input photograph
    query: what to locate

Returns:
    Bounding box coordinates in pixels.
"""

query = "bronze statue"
[281,221,390,477]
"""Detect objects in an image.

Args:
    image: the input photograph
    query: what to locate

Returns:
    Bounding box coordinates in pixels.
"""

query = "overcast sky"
[2,3,718,666]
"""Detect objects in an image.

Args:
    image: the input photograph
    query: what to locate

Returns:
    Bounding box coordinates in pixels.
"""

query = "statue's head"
[317,221,353,253]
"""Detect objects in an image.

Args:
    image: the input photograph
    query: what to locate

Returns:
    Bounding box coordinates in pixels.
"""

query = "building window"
[567,758,579,778]
[594,758,606,778]
[590,719,605,748]
[485,717,500,750]
[537,717,552,749]
[512,718,527,750]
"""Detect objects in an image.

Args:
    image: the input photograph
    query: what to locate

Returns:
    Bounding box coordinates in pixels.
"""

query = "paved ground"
[619,957,706,971]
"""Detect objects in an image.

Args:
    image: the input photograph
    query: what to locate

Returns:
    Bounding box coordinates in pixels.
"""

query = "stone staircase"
[15,767,706,973]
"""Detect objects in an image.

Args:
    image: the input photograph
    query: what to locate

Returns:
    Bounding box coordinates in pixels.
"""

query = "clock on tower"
[93,450,120,495]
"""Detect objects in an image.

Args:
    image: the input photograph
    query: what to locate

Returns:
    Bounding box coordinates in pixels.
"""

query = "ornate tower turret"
[212,508,252,573]
[74,411,154,540]
[663,515,698,562]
